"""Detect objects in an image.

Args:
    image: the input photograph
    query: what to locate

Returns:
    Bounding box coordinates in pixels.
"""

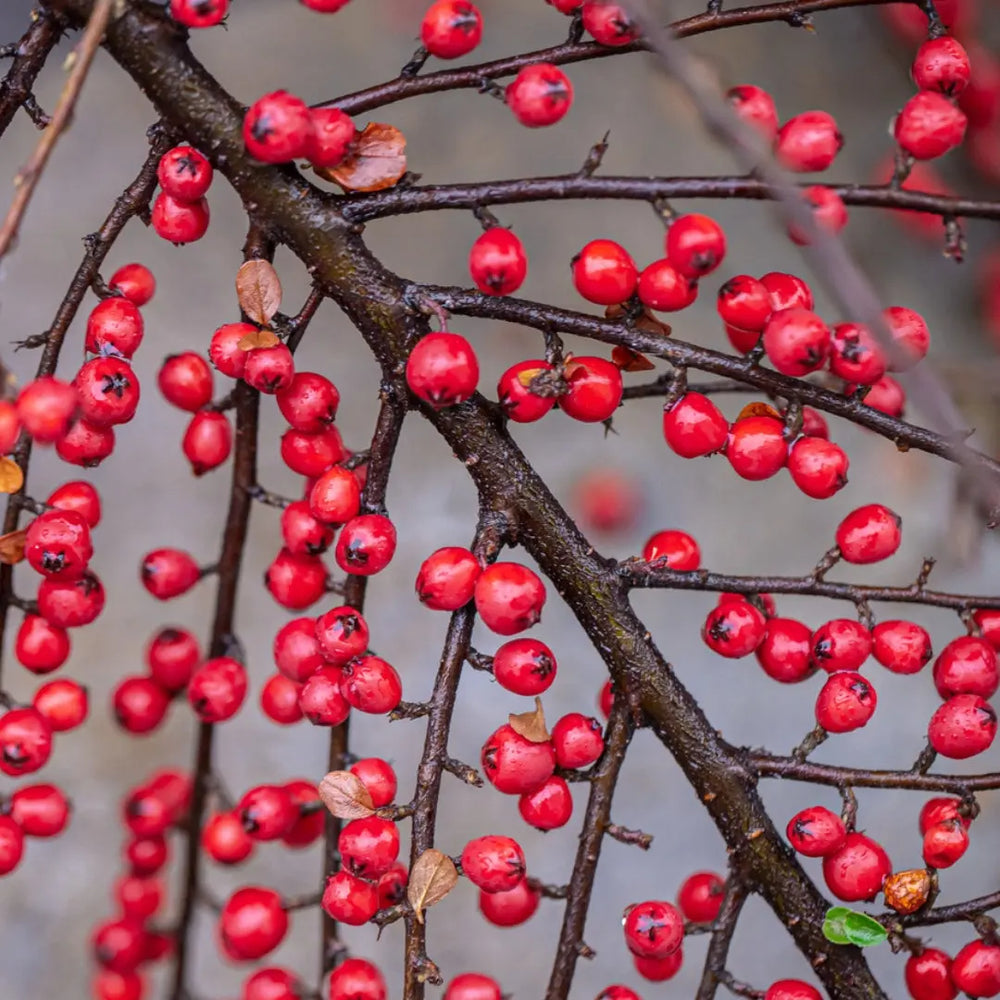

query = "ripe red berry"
[281,500,334,557]
[763,308,831,375]
[755,617,815,683]
[835,504,902,564]
[920,797,971,835]
[341,654,402,714]
[46,480,101,528]
[726,415,788,480]
[506,63,573,128]
[38,570,105,627]
[123,787,171,839]
[633,949,684,982]
[895,91,967,160]
[202,811,254,864]
[276,371,340,432]
[598,679,614,718]
[115,873,164,921]
[811,619,872,672]
[9,783,70,837]
[75,356,140,427]
[828,322,887,385]
[461,834,525,893]
[663,392,728,458]
[912,37,971,96]
[581,1,639,45]
[904,947,957,1000]
[236,785,299,842]
[928,694,997,758]
[157,144,213,200]
[265,548,328,609]
[974,608,1000,651]
[677,871,725,923]
[243,968,303,1000]
[0,814,24,874]
[308,107,356,169]
[17,376,77,443]
[151,192,210,243]
[260,673,304,725]
[764,982,822,1000]
[158,352,214,411]
[951,941,1000,998]
[551,712,604,768]
[717,275,771,332]
[335,514,397,576]
[518,774,572,829]
[328,958,387,1000]
[760,271,814,312]
[776,111,843,172]
[786,805,846,857]
[272,618,326,682]
[0,400,19,454]
[571,240,638,305]
[815,671,877,733]
[703,599,766,658]
[666,214,726,279]
[187,656,247,722]
[421,1,482,59]
[478,879,540,926]
[416,546,481,610]
[444,973,502,1000]
[141,547,201,600]
[560,356,623,423]
[788,185,848,244]
[622,899,683,959]
[170,0,229,27]
[406,332,479,409]
[481,723,556,794]
[25,509,93,581]
[182,410,232,476]
[245,344,295,394]
[281,779,324,848]
[469,228,527,296]
[637,259,697,312]
[497,360,555,423]
[218,886,289,961]
[299,666,350,726]
[575,466,642,535]
[474,562,546,635]
[55,416,115,467]
[125,833,169,875]
[321,870,379,924]
[243,90,314,163]
[209,323,255,378]
[93,917,147,973]
[313,605,368,665]
[642,529,700,569]
[884,305,930,370]
[350,758,397,808]
[492,637,557,695]
[108,263,156,307]
[822,831,891,901]
[933,636,998,699]
[0,707,52,775]
[305,468,358,528]
[726,84,779,141]
[86,298,144,358]
[788,437,849,499]
[856,374,905,417]
[923,818,969,868]
[281,426,346,478]
[33,677,88,731]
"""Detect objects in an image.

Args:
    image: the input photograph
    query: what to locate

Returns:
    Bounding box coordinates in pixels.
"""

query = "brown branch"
[878,889,1000,929]
[0,11,64,140]
[696,878,751,1000]
[0,0,114,258]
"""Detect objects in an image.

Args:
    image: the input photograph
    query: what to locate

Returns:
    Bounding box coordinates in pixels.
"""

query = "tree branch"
[0,10,64,141]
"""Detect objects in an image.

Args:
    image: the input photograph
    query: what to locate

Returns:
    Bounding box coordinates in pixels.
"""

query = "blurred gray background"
[0,1,999,997]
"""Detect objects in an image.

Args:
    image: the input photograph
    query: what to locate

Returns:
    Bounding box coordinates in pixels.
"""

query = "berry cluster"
[151,144,213,244]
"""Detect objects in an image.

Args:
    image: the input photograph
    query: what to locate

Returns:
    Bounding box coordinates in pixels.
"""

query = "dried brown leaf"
[407,848,457,924]
[611,345,656,372]
[318,770,375,820]
[319,123,407,193]
[0,527,27,564]
[508,696,550,743]
[237,328,281,352]
[236,259,282,325]
[0,457,24,495]
[604,304,671,340]
[737,401,782,421]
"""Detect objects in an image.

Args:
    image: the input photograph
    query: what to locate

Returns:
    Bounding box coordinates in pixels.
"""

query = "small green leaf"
[843,911,888,948]
[822,906,852,945]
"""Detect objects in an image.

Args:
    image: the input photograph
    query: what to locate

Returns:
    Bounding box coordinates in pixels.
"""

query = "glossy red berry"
[703,600,766,658]
[308,106,355,169]
[170,0,228,27]
[560,356,623,423]
[0,814,24,874]
[281,426,346,478]
[416,546,481,611]
[921,798,971,837]
[244,90,314,163]
[38,570,105,627]
[421,1,482,59]
[764,982,822,1000]
[726,415,788,481]
[551,712,604,768]
[75,356,140,427]
[478,879,540,926]
[474,562,546,635]
[923,818,969,868]
[350,758,397,808]
[633,949,684,982]
[276,372,340,432]
[9,783,70,837]
[836,504,902,564]
[677,871,725,923]
[469,228,527,296]
[951,941,1000,998]
[265,548,327,609]
[663,392,728,458]
[518,774,572,829]
[123,788,171,839]
[125,834,168,875]
[340,655,402,714]
[622,900,683,959]
[335,514,397,576]
[33,677,87,731]
[895,91,967,160]
[717,275,771,332]
[245,344,295,394]
[46,480,100,528]
[581,2,639,45]
[572,467,641,535]
[209,323,255,378]
[281,500,334,557]
[571,240,637,305]
[202,811,254,864]
[811,619,872,672]
[406,332,479,408]
[238,785,298,841]
[307,466,360,526]
[187,656,247,722]
[444,973,502,1000]
[884,305,930,371]
[0,707,54,772]
[642,529,700,569]
[912,37,971,96]
[313,606,368,666]
[272,619,324,683]
[822,832,891,901]
[637,259,697,312]
[56,416,115,467]
[492,637,556,695]
[974,609,1000,651]
[857,374,906,417]
[666,214,726,279]
[788,437,849,499]
[16,376,77,443]
[755,617,815,683]
[328,958,387,1000]
[506,63,573,128]
[151,192,210,244]
[788,185,848,244]
[25,509,92,581]
[776,111,843,172]
[141,548,201,600]
[321,870,379,925]
[298,666,350,726]
[829,322,887,385]
[157,144,213,200]
[218,886,289,961]
[933,636,998,699]
[182,410,232,476]
[461,834,525,893]
[929,694,997,758]
[243,968,303,1000]
[905,947,957,1000]
[481,723,555,794]
[86,298,144,358]
[281,779,324,848]
[815,671,877,733]
[93,917,147,973]
[158,352,214,411]
[763,308,830,375]
[497,360,556,423]
[761,271,814,312]
[786,805,846,857]
[0,400,19,454]
[108,263,155,307]
[726,84,779,141]
[260,674,304,725]
[115,873,164,921]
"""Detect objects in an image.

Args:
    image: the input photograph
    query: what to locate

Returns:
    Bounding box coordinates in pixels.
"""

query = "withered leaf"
[515,366,549,389]
[237,328,281,352]
[318,770,375,820]
[0,528,27,564]
[737,401,782,422]
[407,848,457,924]
[319,123,407,193]
[508,696,550,743]
[236,259,282,325]
[0,457,24,495]
[604,303,672,339]
[611,345,656,372]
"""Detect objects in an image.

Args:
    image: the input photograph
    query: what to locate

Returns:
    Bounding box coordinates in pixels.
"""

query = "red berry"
[218,886,289,961]
[421,1,482,59]
[478,879,539,926]
[571,239,637,305]
[642,529,700,569]
[260,674,304,725]
[209,323,254,378]
[726,84,778,141]
[75,356,140,427]
[123,788,171,838]
[272,618,324,682]
[25,509,92,581]
[328,958,387,1000]
[33,677,87,731]
[307,107,355,169]
[857,374,906,417]
[0,400,19,454]
[622,899,683,959]
[755,617,815,683]
[551,712,604,768]
[905,948,957,1000]
[281,500,334,557]
[315,606,370,665]
[677,871,725,923]
[276,371,340,432]
[340,654,402,714]
[115,873,164,921]
[126,834,168,875]
[9,783,70,836]
[202,811,254,864]
[321,870,379,925]
[38,570,105,627]
[573,468,638,535]
[760,271,814,312]
[913,36,971,97]
[836,504,902,564]
[158,352,214,411]
[929,694,997,758]
[974,609,1000,651]
[481,723,555,794]
[702,600,766,658]
[492,637,556,695]
[461,834,525,893]
[406,332,479,408]
[776,111,843,172]
[243,90,314,163]
[633,949,684,982]
[666,214,726,279]
[469,228,527,296]
[281,779,324,848]
[951,941,1000,998]
[518,775,572,829]
[308,466,360,526]
[416,546,481,611]
[151,192,210,244]
[920,796,971,834]
[726,415,788,481]
[560,356,622,423]
[788,185,848,245]
[763,308,830,375]
[265,548,328,609]
[581,1,639,45]
[923,819,969,868]
[497,360,555,423]
[17,376,77,443]
[0,814,24,874]
[444,973,502,1000]
[829,322,887,385]
[474,562,546,635]
[157,144,213,200]
[108,263,155,307]
[243,968,302,1000]
[717,275,771,331]
[663,392,728,458]
[637,259,697,312]
[822,831,891,901]
[335,514,397,576]
[884,305,930,371]
[764,982,822,1000]
[86,298,144,358]
[93,917,147,973]
[810,619,872,672]
[238,785,298,841]
[786,805,846,857]
[46,480,101,528]
[300,0,353,11]
[245,344,295,394]
[815,671,877,733]
[281,426,346,478]
[56,416,115,467]
[788,436,849,499]
[141,548,201,600]
[170,0,228,27]
[895,91,967,160]
[298,666,350,726]
[933,636,998,699]
[182,410,232,476]
[187,656,247,722]
[349,758,397,808]
[506,63,573,128]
